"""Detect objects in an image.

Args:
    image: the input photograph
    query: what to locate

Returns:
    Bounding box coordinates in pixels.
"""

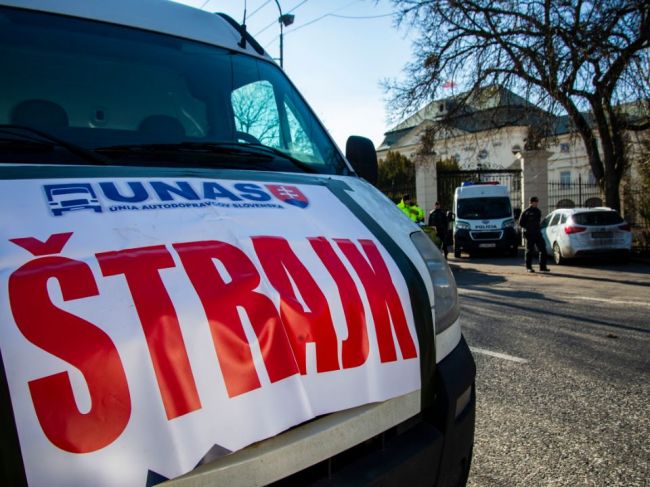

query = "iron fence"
[376,182,416,204]
[547,175,603,210]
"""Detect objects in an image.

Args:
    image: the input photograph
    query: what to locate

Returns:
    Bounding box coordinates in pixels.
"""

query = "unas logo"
[44,183,103,216]
[42,181,309,216]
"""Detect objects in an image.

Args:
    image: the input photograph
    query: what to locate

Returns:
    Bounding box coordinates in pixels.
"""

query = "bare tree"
[386,0,650,210]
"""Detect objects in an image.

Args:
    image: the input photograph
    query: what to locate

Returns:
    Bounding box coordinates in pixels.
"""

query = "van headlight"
[456,221,470,230]
[410,231,460,334]
[502,218,515,228]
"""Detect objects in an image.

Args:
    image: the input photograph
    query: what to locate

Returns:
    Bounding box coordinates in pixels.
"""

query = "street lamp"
[273,0,294,68]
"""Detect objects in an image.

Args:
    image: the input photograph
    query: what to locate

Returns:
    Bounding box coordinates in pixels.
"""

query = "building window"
[560,142,570,153]
[560,171,571,186]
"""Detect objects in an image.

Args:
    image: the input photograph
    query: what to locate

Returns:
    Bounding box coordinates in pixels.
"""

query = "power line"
[264,4,394,44]
[248,0,272,19]
[287,10,393,35]
[254,0,312,36]
[199,0,268,19]
[328,12,393,19]
[261,0,360,41]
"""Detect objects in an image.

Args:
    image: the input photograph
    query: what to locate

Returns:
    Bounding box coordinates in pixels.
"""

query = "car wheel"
[553,242,565,265]
[454,248,461,258]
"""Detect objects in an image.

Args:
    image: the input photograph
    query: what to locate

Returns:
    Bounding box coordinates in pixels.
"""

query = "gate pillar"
[521,150,552,215]
[416,156,437,218]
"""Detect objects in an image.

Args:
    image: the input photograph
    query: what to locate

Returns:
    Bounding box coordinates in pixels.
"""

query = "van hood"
[0,164,434,486]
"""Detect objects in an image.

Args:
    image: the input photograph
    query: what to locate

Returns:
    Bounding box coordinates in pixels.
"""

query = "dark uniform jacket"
[428,208,448,235]
[519,206,542,236]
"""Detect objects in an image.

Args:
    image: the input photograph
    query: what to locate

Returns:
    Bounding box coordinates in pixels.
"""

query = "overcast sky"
[172,0,414,151]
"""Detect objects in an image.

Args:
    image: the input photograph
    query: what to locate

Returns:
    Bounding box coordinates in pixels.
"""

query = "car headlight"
[456,220,470,230]
[502,218,515,228]
[410,231,460,334]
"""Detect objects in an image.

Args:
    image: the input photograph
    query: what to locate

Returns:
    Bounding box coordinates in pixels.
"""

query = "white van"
[452,182,518,258]
[0,1,475,486]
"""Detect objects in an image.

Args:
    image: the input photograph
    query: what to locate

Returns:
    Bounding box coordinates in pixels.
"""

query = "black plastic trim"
[0,350,27,486]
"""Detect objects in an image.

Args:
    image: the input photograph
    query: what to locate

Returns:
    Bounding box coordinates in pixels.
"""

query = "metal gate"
[437,169,523,215]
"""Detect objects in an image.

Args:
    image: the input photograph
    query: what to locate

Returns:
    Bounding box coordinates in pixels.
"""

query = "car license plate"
[479,243,497,248]
[592,231,613,238]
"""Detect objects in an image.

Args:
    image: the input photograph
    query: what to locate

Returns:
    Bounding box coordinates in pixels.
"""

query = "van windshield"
[0,7,346,174]
[457,197,512,220]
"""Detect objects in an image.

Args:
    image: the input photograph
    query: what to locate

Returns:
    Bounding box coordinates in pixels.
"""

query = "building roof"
[380,86,551,150]
[380,86,649,152]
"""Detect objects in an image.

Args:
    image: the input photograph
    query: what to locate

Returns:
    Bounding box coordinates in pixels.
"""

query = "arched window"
[584,197,603,208]
[556,199,575,209]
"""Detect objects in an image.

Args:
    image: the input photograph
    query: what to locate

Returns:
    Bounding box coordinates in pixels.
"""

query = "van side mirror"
[346,136,378,185]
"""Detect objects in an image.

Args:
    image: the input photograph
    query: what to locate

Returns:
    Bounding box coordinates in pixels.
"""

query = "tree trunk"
[603,170,621,211]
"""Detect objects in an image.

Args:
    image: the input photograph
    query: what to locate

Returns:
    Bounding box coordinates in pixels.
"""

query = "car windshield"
[572,211,624,225]
[0,7,346,174]
[457,197,512,219]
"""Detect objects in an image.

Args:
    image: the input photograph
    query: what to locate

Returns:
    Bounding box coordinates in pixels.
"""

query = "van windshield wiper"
[232,142,318,174]
[0,124,111,165]
[95,141,318,173]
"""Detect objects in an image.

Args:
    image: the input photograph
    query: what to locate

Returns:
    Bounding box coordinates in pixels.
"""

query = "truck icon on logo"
[43,183,103,216]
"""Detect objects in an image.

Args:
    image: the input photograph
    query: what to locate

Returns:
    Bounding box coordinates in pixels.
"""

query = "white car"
[541,207,632,264]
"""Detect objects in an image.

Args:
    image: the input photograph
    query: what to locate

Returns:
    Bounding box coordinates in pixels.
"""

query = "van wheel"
[553,243,565,265]
[454,248,461,258]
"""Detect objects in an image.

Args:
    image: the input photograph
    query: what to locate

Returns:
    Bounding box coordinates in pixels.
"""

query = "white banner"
[0,176,420,486]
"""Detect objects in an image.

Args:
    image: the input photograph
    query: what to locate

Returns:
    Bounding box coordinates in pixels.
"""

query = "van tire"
[553,243,565,265]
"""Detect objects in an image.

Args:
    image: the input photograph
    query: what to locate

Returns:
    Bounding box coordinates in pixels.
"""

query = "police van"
[0,1,475,485]
[452,182,518,258]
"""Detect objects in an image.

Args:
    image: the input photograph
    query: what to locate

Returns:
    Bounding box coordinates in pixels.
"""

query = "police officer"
[398,194,425,223]
[428,201,449,258]
[518,196,549,273]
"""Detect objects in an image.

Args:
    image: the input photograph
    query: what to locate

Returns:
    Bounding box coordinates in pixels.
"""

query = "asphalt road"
[450,252,650,487]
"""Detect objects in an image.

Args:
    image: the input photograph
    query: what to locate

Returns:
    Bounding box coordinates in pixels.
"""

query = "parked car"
[541,207,632,264]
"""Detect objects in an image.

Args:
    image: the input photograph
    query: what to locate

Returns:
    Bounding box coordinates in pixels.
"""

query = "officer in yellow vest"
[397,194,425,223]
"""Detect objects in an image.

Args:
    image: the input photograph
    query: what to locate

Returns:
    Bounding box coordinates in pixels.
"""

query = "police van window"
[0,6,346,174]
[550,213,562,226]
